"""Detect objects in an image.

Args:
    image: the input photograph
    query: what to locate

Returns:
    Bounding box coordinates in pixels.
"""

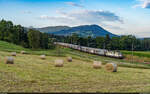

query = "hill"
[37,25,118,37]
[36,26,70,33]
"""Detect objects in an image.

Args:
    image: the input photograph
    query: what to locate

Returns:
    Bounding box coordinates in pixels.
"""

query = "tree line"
[1,19,150,51]
[0,19,49,49]
[49,33,150,51]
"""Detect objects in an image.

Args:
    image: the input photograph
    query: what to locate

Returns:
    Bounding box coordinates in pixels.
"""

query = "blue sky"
[0,0,150,37]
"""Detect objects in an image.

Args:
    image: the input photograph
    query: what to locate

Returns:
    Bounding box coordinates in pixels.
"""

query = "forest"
[0,19,150,51]
[0,19,49,49]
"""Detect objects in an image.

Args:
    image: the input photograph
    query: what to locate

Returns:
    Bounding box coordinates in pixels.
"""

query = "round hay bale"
[11,52,16,56]
[93,61,102,69]
[20,51,27,54]
[54,59,64,67]
[105,63,117,72]
[5,56,14,64]
[67,56,72,62]
[40,55,46,60]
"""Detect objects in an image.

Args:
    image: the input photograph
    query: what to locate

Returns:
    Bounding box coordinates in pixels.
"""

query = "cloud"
[38,10,123,26]
[142,0,150,8]
[23,11,32,14]
[39,15,74,25]
[65,2,84,8]
[39,15,50,19]
[134,0,150,8]
[102,24,123,30]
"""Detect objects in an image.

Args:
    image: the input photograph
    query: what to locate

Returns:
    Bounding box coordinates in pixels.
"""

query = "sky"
[0,0,150,38]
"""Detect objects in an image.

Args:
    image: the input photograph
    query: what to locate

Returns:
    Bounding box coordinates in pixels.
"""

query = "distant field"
[1,41,150,92]
[122,50,150,63]
[122,50,150,58]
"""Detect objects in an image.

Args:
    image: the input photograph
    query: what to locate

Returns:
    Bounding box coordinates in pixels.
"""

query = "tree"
[71,33,79,45]
[0,19,7,40]
[40,33,49,49]
[110,37,121,50]
[95,36,105,49]
[105,34,111,49]
[27,29,41,49]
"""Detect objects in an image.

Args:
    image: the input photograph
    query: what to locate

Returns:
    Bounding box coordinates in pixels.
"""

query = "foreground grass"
[1,51,150,92]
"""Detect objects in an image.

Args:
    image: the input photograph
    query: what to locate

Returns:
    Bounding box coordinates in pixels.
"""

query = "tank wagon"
[54,42,124,59]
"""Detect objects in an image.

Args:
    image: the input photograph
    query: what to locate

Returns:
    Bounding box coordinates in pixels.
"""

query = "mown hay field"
[0,51,150,92]
[1,40,150,92]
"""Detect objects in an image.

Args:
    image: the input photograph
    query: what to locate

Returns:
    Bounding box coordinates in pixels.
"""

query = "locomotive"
[54,42,124,59]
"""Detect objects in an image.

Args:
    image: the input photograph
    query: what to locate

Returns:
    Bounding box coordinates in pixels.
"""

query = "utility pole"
[79,32,81,52]
[131,35,134,63]
[70,33,72,44]
[103,42,105,49]
[132,41,133,63]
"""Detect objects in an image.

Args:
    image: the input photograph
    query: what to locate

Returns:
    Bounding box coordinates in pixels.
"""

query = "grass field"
[122,50,150,63]
[1,41,150,92]
[122,50,150,58]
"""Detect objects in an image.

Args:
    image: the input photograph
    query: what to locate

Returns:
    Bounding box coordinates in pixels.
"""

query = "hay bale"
[11,52,16,56]
[105,63,117,72]
[67,56,72,62]
[55,59,64,67]
[93,61,102,69]
[40,55,46,60]
[5,56,14,64]
[20,51,27,54]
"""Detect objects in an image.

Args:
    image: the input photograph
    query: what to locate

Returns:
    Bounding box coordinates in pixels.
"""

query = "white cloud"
[39,10,123,26]
[134,0,150,8]
[23,11,32,14]
[39,15,51,19]
[142,0,150,8]
[103,24,123,30]
[65,2,84,8]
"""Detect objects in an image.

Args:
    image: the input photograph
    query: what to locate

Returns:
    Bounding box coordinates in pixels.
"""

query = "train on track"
[54,42,124,59]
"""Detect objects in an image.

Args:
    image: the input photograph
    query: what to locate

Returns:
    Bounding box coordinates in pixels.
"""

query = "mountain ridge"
[36,24,118,37]
[36,26,70,33]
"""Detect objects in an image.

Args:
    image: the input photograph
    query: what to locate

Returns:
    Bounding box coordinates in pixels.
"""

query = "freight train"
[54,42,124,59]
